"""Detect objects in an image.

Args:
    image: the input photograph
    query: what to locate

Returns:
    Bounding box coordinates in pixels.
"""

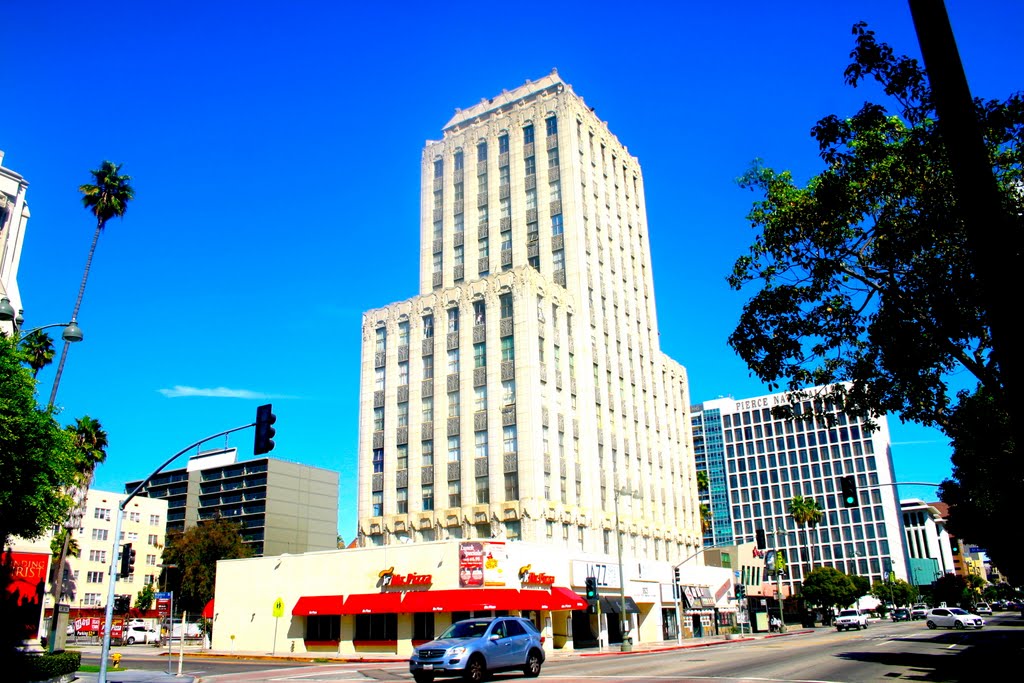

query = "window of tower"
[434,159,443,178]
[498,134,509,155]
[372,448,384,473]
[523,124,534,145]
[477,141,487,162]
[454,151,464,170]
[546,116,557,136]
[551,214,564,236]
[372,491,383,516]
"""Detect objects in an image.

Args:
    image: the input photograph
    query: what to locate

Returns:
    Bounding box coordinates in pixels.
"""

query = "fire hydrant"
[111,653,122,669]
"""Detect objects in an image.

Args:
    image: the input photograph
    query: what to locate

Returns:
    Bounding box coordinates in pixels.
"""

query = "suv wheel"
[523,649,543,678]
[926,620,937,630]
[463,654,486,683]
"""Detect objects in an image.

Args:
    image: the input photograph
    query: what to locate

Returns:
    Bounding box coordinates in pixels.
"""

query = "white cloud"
[158,385,284,399]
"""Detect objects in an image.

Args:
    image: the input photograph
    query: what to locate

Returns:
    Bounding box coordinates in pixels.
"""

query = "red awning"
[341,592,405,614]
[402,588,523,613]
[518,587,585,611]
[202,599,215,619]
[292,595,346,616]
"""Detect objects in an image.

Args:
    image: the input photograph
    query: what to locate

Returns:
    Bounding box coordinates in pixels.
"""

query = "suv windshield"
[839,610,858,616]
[439,620,490,639]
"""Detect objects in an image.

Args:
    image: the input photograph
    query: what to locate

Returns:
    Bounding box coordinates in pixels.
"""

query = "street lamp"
[613,487,639,651]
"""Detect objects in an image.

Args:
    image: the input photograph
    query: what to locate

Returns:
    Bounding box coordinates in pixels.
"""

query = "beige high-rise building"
[357,71,700,565]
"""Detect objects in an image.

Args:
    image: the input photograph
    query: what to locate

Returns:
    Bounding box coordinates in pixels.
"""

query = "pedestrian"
[770,615,780,633]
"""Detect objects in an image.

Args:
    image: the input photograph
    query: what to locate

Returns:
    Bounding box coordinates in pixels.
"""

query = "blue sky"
[3,1,1019,541]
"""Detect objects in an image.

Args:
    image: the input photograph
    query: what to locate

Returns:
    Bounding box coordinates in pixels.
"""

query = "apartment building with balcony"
[126,447,338,557]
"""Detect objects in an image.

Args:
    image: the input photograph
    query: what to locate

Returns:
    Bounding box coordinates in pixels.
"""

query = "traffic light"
[673,567,681,584]
[735,583,745,599]
[254,403,277,455]
[115,595,130,614]
[585,577,598,599]
[756,528,767,550]
[839,475,858,508]
[119,543,134,578]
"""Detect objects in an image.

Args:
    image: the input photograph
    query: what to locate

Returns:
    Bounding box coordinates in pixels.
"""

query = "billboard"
[458,541,508,587]
[1,550,50,641]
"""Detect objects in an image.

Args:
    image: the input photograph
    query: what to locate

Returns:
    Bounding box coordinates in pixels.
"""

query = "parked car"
[123,625,159,645]
[835,609,868,631]
[409,617,545,683]
[891,608,911,622]
[925,607,984,630]
[973,602,992,616]
[911,604,930,620]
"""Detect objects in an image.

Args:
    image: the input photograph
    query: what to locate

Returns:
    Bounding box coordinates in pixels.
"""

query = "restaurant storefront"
[209,539,680,656]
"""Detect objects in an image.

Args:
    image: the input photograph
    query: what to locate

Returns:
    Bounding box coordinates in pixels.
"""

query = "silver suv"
[409,616,545,683]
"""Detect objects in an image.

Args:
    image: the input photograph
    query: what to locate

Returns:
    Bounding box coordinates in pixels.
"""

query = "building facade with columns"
[356,70,699,562]
[1,150,30,336]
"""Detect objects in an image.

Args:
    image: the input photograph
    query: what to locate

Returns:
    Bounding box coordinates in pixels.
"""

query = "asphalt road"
[78,612,1023,682]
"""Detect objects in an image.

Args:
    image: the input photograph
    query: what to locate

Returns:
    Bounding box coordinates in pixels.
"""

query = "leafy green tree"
[871,577,917,607]
[849,574,871,602]
[788,495,823,578]
[933,573,969,607]
[136,582,156,612]
[0,334,81,550]
[18,330,54,378]
[48,161,135,406]
[800,567,857,610]
[161,518,254,614]
[939,388,1022,580]
[727,23,1024,581]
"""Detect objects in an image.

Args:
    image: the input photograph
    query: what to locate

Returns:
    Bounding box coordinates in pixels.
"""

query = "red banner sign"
[2,551,49,640]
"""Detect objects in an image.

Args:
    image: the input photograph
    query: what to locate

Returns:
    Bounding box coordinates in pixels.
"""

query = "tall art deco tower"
[357,71,701,565]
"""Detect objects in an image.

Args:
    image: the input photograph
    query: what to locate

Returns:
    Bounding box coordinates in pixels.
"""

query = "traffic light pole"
[97,421,256,683]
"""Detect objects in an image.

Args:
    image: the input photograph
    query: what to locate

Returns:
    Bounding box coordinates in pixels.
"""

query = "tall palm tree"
[68,414,109,479]
[50,416,110,611]
[19,329,55,377]
[788,495,824,582]
[48,161,135,406]
[696,471,712,536]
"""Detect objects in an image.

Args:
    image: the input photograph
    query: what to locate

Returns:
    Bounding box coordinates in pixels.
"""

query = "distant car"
[891,608,911,622]
[123,625,159,645]
[409,617,545,683]
[974,602,992,616]
[911,604,930,620]
[835,609,868,631]
[926,607,984,630]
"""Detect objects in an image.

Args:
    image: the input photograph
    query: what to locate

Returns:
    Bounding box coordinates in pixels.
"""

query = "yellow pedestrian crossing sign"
[273,597,284,617]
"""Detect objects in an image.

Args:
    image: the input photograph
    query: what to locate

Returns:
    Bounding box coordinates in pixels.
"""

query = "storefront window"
[355,614,398,641]
[413,613,435,642]
[305,615,340,642]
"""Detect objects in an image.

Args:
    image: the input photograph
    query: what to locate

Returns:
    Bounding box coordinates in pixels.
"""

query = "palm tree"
[68,414,109,479]
[19,329,55,377]
[696,471,712,535]
[788,495,824,582]
[48,160,135,406]
[699,503,712,534]
[50,416,110,611]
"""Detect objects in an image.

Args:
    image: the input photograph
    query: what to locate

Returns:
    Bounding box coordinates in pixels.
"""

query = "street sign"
[157,598,171,616]
[156,592,171,599]
[272,597,284,618]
